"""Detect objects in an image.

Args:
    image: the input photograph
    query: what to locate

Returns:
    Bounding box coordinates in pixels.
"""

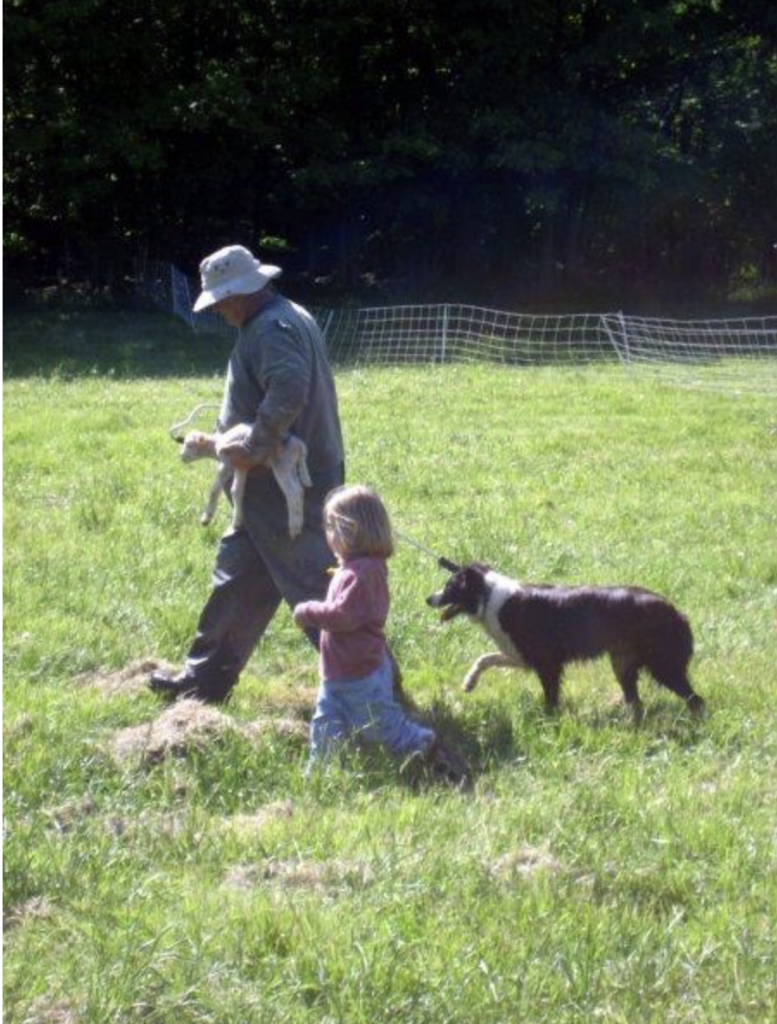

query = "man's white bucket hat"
[193,245,282,312]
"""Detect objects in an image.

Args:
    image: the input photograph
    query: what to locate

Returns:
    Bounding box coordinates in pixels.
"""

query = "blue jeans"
[310,657,435,763]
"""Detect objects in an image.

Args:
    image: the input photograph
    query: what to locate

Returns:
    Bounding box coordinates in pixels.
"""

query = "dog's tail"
[644,605,694,684]
[672,609,694,664]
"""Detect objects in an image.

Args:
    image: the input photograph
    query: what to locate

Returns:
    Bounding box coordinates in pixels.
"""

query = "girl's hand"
[293,605,308,628]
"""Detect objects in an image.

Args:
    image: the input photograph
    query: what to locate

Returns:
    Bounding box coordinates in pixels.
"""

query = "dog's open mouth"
[439,605,463,622]
[426,592,463,622]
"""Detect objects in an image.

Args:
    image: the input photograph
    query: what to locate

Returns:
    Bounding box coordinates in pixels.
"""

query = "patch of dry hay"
[222,800,296,836]
[244,716,309,743]
[223,856,373,894]
[5,896,58,930]
[5,712,35,742]
[108,702,309,767]
[129,810,191,841]
[75,657,177,698]
[45,796,99,834]
[488,844,564,881]
[22,997,80,1024]
[108,700,245,766]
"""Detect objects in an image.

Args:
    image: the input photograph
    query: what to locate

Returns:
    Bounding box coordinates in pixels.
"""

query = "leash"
[168,403,221,444]
[393,527,460,574]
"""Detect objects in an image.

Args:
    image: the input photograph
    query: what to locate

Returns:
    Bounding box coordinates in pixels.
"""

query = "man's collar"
[241,287,278,324]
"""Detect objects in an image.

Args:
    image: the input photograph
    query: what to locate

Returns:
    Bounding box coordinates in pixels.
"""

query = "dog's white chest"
[479,572,527,666]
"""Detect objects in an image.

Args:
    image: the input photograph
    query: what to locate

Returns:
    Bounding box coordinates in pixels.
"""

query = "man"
[149,244,345,703]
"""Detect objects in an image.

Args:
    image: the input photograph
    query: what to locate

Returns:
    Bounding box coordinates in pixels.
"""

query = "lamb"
[180,426,312,538]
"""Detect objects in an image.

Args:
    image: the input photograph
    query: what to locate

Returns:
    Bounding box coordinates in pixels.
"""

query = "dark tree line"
[5,0,777,306]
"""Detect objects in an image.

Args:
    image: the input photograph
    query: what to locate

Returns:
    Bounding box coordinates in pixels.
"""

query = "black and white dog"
[427,564,704,720]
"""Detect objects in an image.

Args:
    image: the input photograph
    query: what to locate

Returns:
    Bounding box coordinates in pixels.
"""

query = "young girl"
[293,485,446,769]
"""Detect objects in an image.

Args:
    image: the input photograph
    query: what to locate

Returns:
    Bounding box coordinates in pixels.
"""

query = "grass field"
[4,309,777,1022]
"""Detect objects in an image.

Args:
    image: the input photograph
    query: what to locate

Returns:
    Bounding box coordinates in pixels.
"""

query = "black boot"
[148,670,233,705]
[147,671,199,702]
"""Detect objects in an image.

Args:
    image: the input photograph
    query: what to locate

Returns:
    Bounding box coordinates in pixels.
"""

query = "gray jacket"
[218,294,344,476]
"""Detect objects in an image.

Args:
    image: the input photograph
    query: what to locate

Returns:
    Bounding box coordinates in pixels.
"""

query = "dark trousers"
[183,465,343,701]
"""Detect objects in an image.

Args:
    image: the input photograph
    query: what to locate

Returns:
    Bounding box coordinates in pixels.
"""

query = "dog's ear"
[464,564,487,583]
[438,556,460,574]
[458,564,487,595]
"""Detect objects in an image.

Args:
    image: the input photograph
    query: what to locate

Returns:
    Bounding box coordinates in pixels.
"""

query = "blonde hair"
[324,485,394,560]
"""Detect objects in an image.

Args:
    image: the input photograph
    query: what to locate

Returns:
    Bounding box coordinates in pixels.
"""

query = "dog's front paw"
[200,513,213,526]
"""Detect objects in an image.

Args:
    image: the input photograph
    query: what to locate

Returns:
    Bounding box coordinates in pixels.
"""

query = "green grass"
[4,309,777,1022]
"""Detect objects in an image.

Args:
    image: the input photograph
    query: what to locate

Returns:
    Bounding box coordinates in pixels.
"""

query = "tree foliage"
[5,0,777,303]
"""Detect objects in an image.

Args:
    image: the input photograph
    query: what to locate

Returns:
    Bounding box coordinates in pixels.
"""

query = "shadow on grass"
[583,696,709,749]
[100,675,711,803]
[256,685,709,795]
[414,690,710,789]
[3,306,232,380]
[423,699,522,774]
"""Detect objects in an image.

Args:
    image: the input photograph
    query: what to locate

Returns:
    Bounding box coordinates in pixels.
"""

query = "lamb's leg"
[230,468,247,530]
[297,452,312,488]
[463,652,516,692]
[272,465,305,539]
[201,469,226,526]
[284,436,312,488]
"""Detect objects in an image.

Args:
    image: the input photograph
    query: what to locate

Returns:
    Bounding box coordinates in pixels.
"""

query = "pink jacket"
[294,556,389,681]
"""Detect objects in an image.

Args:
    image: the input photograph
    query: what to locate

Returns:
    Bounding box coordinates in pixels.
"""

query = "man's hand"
[222,450,256,473]
[215,423,270,471]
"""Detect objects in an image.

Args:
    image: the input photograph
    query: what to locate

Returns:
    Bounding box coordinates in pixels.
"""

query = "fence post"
[601,312,627,367]
[185,275,197,332]
[441,304,450,363]
[618,311,630,365]
[617,310,635,374]
[169,262,198,331]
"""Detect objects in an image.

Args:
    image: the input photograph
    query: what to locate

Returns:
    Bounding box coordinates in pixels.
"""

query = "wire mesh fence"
[139,262,777,394]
